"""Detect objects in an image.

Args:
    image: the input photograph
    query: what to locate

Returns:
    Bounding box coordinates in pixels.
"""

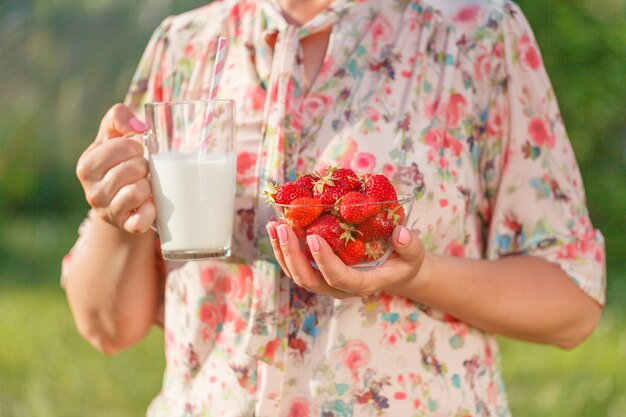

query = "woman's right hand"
[76,103,155,234]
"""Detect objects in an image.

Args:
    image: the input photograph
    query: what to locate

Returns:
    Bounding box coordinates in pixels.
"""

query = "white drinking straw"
[201,36,228,148]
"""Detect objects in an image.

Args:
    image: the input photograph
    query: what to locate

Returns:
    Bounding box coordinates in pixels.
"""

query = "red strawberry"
[265,181,313,205]
[284,197,323,227]
[364,240,387,261]
[338,222,359,246]
[306,214,345,252]
[280,220,309,255]
[336,191,380,224]
[356,211,394,242]
[337,239,366,265]
[304,240,315,262]
[291,223,307,240]
[385,202,406,225]
[313,174,351,205]
[364,174,397,204]
[295,174,318,193]
[330,167,362,191]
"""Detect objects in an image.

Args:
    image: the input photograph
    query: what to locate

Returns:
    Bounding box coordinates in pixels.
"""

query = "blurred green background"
[0,0,624,416]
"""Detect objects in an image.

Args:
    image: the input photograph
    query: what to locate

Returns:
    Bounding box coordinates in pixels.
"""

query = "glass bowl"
[270,196,414,270]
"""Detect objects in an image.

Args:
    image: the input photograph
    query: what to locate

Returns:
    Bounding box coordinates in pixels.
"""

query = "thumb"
[390,225,424,262]
[100,103,146,139]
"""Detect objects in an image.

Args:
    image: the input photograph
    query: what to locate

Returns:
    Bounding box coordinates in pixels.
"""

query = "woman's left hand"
[266,221,428,299]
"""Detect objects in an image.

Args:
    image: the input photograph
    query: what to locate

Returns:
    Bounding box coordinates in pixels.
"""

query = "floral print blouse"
[62,0,606,416]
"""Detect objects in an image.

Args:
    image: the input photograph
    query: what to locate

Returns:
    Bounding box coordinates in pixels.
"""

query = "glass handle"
[143,129,157,154]
[142,129,159,234]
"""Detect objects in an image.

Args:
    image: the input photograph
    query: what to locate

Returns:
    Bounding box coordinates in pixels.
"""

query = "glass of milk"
[144,100,236,260]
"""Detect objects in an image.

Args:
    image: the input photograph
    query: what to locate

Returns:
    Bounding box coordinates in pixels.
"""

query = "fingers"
[87,155,148,208]
[100,103,146,139]
[77,136,152,232]
[359,226,425,293]
[108,178,152,228]
[103,154,149,195]
[266,224,426,299]
[266,221,290,277]
[77,135,145,184]
[389,226,425,264]
[311,227,425,297]
[272,224,349,299]
[274,223,315,285]
[75,102,153,233]
[122,196,156,234]
[308,235,375,297]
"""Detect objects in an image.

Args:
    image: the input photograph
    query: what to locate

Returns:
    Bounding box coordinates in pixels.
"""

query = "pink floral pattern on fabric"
[62,0,605,416]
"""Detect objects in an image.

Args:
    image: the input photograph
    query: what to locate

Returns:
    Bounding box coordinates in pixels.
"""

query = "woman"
[63,0,606,415]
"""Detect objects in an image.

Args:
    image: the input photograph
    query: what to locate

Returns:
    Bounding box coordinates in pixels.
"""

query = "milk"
[149,153,236,257]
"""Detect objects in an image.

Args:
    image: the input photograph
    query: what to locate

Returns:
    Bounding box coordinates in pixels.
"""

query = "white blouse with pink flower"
[63,0,605,416]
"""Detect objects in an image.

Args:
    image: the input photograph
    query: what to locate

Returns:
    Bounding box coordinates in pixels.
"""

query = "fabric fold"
[246,0,376,368]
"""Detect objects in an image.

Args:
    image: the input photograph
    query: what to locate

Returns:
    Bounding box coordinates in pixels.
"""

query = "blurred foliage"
[516,0,626,274]
[0,0,208,216]
[0,217,165,417]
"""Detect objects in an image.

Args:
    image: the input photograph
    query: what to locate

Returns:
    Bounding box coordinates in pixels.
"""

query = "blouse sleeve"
[60,19,172,288]
[480,1,606,304]
[125,16,173,112]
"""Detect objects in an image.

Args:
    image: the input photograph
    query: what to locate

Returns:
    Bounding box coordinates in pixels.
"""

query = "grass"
[0,215,163,417]
[0,215,624,416]
[499,306,626,417]
[0,288,164,417]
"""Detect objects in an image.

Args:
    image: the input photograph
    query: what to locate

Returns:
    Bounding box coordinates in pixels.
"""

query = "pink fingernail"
[277,225,288,245]
[129,116,146,132]
[307,235,320,253]
[266,224,277,240]
[398,226,411,245]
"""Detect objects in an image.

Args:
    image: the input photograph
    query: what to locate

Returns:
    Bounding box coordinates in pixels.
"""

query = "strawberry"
[364,240,387,261]
[284,197,323,227]
[337,239,366,265]
[385,202,406,225]
[291,223,307,240]
[338,222,360,245]
[364,174,397,204]
[295,174,318,193]
[336,191,380,224]
[313,173,351,205]
[356,211,394,242]
[265,181,313,205]
[305,214,345,252]
[304,240,315,263]
[280,220,308,253]
[329,167,362,191]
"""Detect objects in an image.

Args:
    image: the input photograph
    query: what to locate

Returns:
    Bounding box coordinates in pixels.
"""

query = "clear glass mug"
[143,100,236,260]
